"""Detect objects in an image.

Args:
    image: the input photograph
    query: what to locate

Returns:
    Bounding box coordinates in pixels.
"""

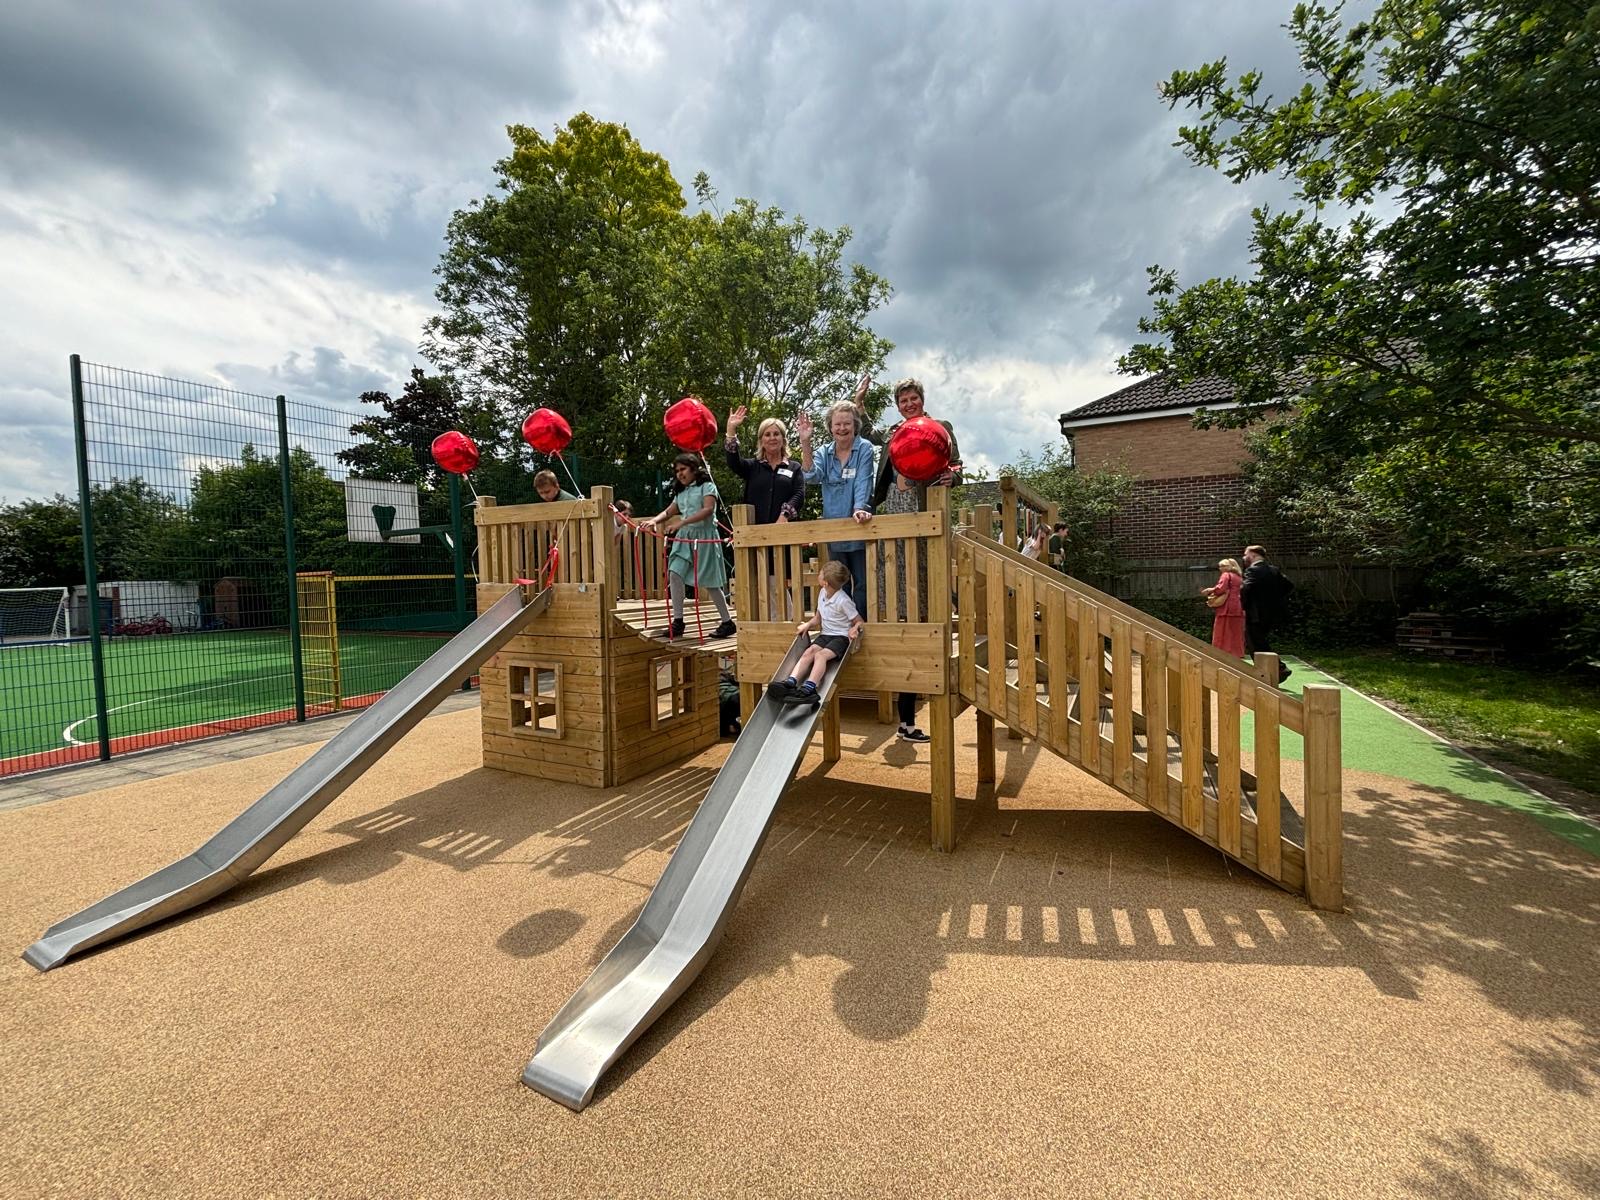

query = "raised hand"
[795,411,813,442]
[728,405,747,433]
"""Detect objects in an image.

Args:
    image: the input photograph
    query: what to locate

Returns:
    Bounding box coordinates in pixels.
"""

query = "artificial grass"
[1300,648,1600,798]
[0,628,452,767]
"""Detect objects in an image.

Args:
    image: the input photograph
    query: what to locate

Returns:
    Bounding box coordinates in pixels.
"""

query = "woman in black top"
[725,405,805,617]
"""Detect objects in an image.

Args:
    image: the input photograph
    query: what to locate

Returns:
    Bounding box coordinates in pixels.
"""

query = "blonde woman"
[1201,557,1246,657]
[725,405,805,616]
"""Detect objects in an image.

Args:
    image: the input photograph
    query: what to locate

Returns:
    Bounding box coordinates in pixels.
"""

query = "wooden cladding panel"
[735,623,949,694]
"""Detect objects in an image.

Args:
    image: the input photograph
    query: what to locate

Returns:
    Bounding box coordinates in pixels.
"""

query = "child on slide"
[767,560,863,707]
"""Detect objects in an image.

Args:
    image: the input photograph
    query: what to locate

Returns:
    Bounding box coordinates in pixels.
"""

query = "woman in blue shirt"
[796,400,875,612]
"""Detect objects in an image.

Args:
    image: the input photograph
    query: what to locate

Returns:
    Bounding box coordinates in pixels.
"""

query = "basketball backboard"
[344,478,420,543]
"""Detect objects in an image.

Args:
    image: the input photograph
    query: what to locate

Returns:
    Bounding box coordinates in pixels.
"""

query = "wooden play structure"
[473,480,1344,910]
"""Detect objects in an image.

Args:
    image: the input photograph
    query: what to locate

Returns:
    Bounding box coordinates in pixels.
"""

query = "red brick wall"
[1074,415,1250,480]
[1096,475,1318,562]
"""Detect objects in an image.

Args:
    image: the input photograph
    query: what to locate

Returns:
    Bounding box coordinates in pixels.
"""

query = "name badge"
[777,467,793,477]
[841,467,856,480]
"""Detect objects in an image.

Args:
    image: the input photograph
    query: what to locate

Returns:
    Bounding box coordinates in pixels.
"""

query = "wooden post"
[976,709,996,783]
[877,692,895,723]
[731,503,757,724]
[1303,684,1344,910]
[476,496,497,584]
[590,486,616,606]
[999,475,1018,550]
[1255,652,1280,688]
[974,503,994,543]
[926,486,956,850]
[930,692,956,851]
[823,693,841,763]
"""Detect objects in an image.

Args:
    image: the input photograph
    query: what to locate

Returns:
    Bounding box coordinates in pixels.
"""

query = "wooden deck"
[612,598,738,653]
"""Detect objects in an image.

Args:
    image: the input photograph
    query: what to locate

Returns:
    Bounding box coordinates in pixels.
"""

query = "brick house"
[1058,374,1267,564]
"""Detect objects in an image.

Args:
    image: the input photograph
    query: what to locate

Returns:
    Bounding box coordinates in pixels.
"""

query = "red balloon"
[888,416,954,483]
[431,431,479,475]
[664,395,718,452]
[522,408,572,454]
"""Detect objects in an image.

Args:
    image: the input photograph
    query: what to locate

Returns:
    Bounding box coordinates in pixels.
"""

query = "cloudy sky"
[0,0,1312,502]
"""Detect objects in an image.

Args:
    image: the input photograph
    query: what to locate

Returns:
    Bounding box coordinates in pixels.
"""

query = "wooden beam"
[1304,684,1344,911]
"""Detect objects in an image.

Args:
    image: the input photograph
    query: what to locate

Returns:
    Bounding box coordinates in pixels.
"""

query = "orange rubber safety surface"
[2,702,1597,1199]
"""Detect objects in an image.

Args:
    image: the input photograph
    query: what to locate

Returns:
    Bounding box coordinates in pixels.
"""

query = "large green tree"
[0,480,185,588]
[670,178,894,423]
[425,113,688,471]
[423,114,893,483]
[1122,0,1600,657]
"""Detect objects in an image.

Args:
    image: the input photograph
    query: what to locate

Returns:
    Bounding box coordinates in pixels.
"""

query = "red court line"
[0,678,480,778]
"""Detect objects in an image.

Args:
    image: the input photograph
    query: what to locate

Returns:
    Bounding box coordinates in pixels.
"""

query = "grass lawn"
[1300,647,1600,797]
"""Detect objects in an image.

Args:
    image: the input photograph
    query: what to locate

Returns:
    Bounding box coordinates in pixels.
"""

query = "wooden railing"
[475,490,618,595]
[956,528,1343,910]
[959,474,1058,548]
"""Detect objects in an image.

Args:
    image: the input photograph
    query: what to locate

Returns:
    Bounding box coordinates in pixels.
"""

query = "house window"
[650,655,692,728]
[508,662,561,737]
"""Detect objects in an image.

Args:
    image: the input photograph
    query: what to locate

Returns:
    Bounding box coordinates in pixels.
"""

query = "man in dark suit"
[1240,543,1293,682]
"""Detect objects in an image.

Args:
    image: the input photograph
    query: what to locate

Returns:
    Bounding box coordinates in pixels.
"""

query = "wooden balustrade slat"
[883,537,899,624]
[1143,634,1169,815]
[906,537,922,624]
[1077,596,1101,775]
[1111,616,1133,791]
[1016,568,1037,736]
[1217,671,1242,857]
[1044,586,1071,753]
[1255,687,1282,880]
[986,553,1008,718]
[1180,651,1204,833]
[958,540,977,701]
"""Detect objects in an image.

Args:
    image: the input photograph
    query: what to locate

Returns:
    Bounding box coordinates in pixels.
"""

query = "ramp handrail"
[956,529,1342,910]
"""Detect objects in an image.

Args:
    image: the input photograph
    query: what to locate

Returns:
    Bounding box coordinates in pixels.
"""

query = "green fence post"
[277,395,306,722]
[70,355,113,763]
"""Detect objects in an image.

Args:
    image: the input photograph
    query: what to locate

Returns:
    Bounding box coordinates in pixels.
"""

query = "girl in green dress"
[640,453,735,640]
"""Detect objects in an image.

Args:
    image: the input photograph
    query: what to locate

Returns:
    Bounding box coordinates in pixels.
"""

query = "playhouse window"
[650,656,692,728]
[508,662,561,737]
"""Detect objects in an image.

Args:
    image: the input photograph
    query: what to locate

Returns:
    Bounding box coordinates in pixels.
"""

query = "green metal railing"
[0,358,472,778]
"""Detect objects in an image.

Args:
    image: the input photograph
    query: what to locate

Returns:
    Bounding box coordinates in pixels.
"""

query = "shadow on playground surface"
[183,709,1599,1130]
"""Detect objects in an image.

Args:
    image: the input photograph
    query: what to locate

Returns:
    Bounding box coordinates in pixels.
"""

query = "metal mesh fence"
[0,358,471,778]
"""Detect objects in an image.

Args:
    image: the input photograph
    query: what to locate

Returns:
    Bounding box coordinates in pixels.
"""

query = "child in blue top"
[640,453,735,640]
[767,560,863,707]
[796,400,875,611]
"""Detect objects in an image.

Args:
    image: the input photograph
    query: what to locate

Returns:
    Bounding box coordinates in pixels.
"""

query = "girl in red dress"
[1203,557,1247,658]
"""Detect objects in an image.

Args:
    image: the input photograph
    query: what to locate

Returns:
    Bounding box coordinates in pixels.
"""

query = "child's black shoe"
[766,678,796,702]
[712,619,737,639]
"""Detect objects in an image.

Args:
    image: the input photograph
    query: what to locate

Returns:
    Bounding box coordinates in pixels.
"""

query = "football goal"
[0,587,73,644]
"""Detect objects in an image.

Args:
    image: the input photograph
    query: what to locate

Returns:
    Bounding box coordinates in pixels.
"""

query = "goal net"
[0,587,72,644]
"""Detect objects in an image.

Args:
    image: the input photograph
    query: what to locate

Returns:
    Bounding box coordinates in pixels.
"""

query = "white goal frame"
[0,586,73,644]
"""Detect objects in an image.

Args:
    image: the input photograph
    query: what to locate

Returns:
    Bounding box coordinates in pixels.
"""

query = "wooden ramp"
[955,533,1341,908]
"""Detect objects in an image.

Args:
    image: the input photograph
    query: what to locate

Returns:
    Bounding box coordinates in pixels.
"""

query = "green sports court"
[0,626,458,775]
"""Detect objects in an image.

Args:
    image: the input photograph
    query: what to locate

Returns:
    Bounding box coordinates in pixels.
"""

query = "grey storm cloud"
[1,0,1329,500]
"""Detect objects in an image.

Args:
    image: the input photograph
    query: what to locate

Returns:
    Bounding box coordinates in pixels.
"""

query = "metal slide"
[524,633,847,1109]
[23,585,551,972]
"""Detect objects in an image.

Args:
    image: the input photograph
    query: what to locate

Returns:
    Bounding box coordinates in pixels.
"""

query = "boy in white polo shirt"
[767,560,864,707]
